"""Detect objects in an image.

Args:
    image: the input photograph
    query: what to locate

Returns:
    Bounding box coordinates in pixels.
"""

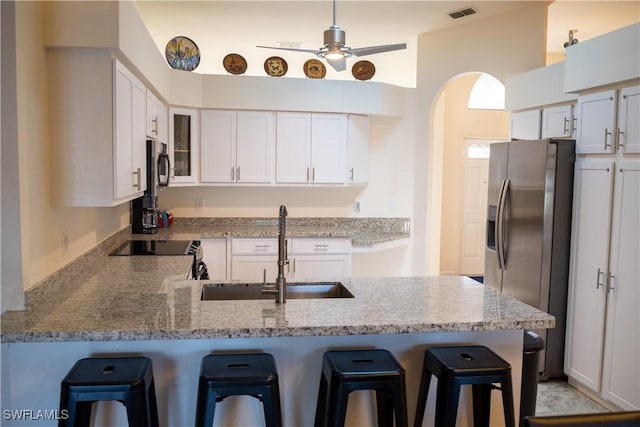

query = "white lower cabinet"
[565,157,639,410]
[200,239,228,281]
[230,237,351,283]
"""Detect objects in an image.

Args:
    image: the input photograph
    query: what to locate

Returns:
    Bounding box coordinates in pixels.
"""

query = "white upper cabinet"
[575,90,616,154]
[541,104,574,139]
[276,112,347,184]
[169,107,199,185]
[146,90,168,143]
[510,109,541,140]
[617,85,640,154]
[201,110,275,184]
[347,115,370,184]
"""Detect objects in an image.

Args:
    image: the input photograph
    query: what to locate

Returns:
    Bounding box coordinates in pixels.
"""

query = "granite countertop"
[0,254,554,343]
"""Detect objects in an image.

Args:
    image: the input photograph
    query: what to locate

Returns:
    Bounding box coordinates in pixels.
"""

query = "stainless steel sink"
[201,282,354,300]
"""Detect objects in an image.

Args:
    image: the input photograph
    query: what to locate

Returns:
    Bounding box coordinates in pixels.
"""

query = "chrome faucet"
[263,205,288,304]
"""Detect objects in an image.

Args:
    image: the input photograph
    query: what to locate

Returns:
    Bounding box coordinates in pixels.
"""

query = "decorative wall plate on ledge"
[165,36,200,71]
[352,60,375,81]
[264,56,288,77]
[223,53,248,75]
[303,59,326,79]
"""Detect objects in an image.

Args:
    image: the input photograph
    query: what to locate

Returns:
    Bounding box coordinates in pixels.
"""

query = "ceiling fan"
[256,0,407,72]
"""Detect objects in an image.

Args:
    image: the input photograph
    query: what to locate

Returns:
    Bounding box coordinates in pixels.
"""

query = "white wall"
[414,3,548,275]
[438,74,509,276]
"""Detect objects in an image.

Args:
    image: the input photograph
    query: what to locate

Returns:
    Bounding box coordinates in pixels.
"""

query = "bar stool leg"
[471,384,491,427]
[314,373,329,427]
[195,387,217,427]
[500,378,516,427]
[375,390,393,427]
[326,382,349,427]
[148,379,160,427]
[125,387,148,427]
[413,370,432,427]
[261,383,283,427]
[435,378,461,427]
[392,380,409,427]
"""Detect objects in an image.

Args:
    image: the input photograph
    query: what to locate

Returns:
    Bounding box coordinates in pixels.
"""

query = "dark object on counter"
[132,140,170,234]
[195,353,282,427]
[314,349,408,427]
[523,411,640,427]
[414,345,515,427]
[110,240,208,280]
[59,356,159,427]
[520,330,545,426]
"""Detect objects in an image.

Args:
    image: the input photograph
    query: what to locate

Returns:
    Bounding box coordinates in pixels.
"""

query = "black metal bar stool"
[414,345,515,427]
[195,353,283,427]
[58,356,159,427]
[314,349,408,427]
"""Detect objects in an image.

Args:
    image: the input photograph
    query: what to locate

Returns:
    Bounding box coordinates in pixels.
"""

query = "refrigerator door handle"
[497,178,510,270]
[495,179,506,270]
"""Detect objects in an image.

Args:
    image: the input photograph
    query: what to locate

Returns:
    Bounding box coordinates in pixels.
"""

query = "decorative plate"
[352,60,376,81]
[223,53,248,75]
[303,59,326,79]
[264,56,288,77]
[165,36,200,71]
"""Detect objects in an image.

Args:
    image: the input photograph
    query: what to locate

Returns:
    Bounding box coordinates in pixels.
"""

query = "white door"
[575,90,616,154]
[458,139,492,276]
[276,112,311,183]
[114,62,134,199]
[602,160,640,409]
[617,85,640,154]
[201,110,236,183]
[347,114,370,184]
[565,158,614,392]
[236,111,275,183]
[311,113,348,183]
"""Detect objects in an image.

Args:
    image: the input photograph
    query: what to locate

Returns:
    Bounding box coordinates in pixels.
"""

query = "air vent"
[448,6,478,19]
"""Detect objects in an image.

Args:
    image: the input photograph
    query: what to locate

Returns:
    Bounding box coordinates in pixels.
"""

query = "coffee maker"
[132,140,170,234]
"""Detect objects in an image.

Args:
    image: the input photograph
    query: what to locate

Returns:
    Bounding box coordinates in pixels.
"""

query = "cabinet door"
[510,109,540,140]
[276,112,311,183]
[201,110,236,183]
[575,90,616,154]
[565,158,614,392]
[114,62,145,200]
[201,239,228,282]
[347,115,370,184]
[146,90,159,139]
[617,85,640,154]
[236,111,275,183]
[231,256,278,283]
[602,160,640,409]
[291,255,351,282]
[169,108,199,184]
[311,113,348,183]
[541,104,573,138]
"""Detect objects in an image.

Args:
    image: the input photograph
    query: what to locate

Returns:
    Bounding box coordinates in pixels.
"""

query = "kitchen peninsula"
[1,220,553,427]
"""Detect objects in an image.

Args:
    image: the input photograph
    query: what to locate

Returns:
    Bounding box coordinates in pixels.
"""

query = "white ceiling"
[135,1,640,87]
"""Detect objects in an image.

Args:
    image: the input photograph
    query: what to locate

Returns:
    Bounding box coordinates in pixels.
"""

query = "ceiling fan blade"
[348,43,407,57]
[326,56,347,72]
[256,45,321,54]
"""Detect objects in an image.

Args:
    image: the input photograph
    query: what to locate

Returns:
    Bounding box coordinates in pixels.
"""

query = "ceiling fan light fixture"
[323,51,345,60]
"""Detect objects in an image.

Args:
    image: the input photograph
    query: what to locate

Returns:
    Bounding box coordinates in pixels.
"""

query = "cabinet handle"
[604,128,612,150]
[237,166,240,181]
[253,244,270,251]
[231,166,235,181]
[312,167,315,182]
[607,273,616,293]
[349,168,354,181]
[314,244,330,251]
[563,117,569,134]
[306,167,310,182]
[293,258,296,273]
[572,117,577,133]
[617,128,625,147]
[596,268,605,289]
[151,117,158,135]
[133,168,141,190]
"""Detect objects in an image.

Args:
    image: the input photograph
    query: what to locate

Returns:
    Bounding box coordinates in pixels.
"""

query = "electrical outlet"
[61,232,69,256]
[353,201,361,212]
[195,198,204,211]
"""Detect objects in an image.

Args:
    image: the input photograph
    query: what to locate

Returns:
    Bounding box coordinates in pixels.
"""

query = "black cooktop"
[110,240,193,256]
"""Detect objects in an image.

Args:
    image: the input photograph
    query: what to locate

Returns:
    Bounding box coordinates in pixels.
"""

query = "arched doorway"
[433,72,509,278]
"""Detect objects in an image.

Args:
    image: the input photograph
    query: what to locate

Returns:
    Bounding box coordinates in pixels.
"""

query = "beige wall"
[13,2,128,303]
[438,74,509,276]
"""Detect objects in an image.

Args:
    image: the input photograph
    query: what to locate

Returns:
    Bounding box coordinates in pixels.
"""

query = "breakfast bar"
[1,246,553,427]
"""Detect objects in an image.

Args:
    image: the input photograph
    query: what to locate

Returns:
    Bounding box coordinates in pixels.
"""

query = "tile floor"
[535,379,609,417]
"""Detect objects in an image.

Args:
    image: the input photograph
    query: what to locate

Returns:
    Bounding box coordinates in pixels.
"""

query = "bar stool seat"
[314,349,408,427]
[414,345,515,427]
[195,353,282,427]
[58,356,159,427]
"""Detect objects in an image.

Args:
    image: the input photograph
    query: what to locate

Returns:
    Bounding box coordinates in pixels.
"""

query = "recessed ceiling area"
[135,1,639,87]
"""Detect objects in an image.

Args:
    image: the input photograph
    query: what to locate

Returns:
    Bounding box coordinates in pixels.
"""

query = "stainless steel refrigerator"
[485,139,575,379]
